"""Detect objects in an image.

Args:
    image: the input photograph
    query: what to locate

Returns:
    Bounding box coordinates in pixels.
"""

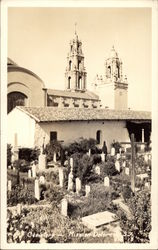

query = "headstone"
[53,152,57,162]
[8,165,11,169]
[101,153,105,162]
[125,167,129,176]
[111,147,115,156]
[39,175,45,184]
[144,154,149,162]
[76,178,81,194]
[145,182,150,189]
[32,164,36,178]
[61,198,68,216]
[67,171,73,191]
[17,204,22,215]
[28,169,31,178]
[104,176,110,187]
[115,160,120,172]
[87,149,91,157]
[148,154,151,160]
[122,161,126,168]
[85,185,91,197]
[13,167,15,171]
[8,180,12,191]
[38,154,46,170]
[116,153,120,160]
[70,157,73,169]
[119,148,122,154]
[59,167,64,188]
[34,179,40,200]
[95,165,101,175]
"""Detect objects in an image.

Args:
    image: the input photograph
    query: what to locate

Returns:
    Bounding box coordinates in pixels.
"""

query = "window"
[68,77,71,89]
[78,77,82,89]
[50,131,57,142]
[7,91,27,113]
[107,66,111,78]
[69,61,72,70]
[96,130,102,144]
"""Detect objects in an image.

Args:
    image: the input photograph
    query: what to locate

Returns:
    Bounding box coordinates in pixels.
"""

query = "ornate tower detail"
[65,31,87,92]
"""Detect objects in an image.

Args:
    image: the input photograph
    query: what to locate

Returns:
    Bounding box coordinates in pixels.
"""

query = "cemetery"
[7,135,151,243]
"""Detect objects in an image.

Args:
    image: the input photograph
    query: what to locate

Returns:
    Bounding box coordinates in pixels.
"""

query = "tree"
[44,141,61,162]
[7,144,12,166]
[118,190,151,243]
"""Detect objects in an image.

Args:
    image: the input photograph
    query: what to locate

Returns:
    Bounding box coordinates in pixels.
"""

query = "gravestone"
[67,171,74,191]
[104,176,110,187]
[85,185,91,197]
[32,164,36,178]
[145,182,150,189]
[34,179,40,200]
[61,198,68,216]
[95,165,101,175]
[144,154,149,162]
[53,152,57,162]
[116,153,120,160]
[8,180,12,191]
[111,147,115,156]
[8,165,11,169]
[76,178,81,194]
[12,133,19,162]
[17,204,22,215]
[28,169,31,178]
[119,148,122,154]
[125,167,129,176]
[101,153,105,162]
[148,154,151,160]
[38,153,46,170]
[39,175,45,184]
[122,161,126,168]
[115,160,120,172]
[87,149,91,157]
[59,167,64,188]
[13,167,15,171]
[70,157,73,169]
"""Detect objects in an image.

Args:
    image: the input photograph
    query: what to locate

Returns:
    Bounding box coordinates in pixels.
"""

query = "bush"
[121,185,133,202]
[7,185,37,206]
[19,147,40,162]
[111,141,121,154]
[13,159,30,172]
[44,141,61,162]
[7,144,12,167]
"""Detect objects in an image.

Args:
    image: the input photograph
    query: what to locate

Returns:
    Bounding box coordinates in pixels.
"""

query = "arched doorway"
[7,91,27,113]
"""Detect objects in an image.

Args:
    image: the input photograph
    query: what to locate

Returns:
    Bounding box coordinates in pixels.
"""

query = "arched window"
[78,60,82,70]
[69,61,72,70]
[116,65,120,78]
[107,66,111,78]
[7,91,27,113]
[96,130,102,144]
[78,77,82,89]
[68,77,71,89]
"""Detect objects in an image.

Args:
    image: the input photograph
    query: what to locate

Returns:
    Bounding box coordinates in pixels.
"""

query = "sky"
[8,7,152,111]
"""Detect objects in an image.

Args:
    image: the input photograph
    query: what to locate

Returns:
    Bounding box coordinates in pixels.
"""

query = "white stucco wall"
[35,120,130,152]
[95,83,114,109]
[7,108,36,148]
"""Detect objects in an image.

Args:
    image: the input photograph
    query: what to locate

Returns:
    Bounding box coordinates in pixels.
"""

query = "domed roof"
[109,46,118,58]
[7,58,18,66]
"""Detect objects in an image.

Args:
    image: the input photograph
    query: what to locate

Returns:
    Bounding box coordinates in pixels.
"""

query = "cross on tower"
[120,133,148,193]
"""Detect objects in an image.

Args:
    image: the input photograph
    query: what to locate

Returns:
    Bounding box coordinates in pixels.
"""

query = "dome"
[7,57,18,66]
[109,46,118,58]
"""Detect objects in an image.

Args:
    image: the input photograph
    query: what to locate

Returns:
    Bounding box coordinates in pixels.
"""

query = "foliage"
[19,147,40,162]
[44,185,65,204]
[37,168,59,185]
[13,159,31,172]
[100,160,118,177]
[7,144,12,167]
[44,141,61,162]
[118,190,151,243]
[121,185,133,202]
[92,154,101,165]
[111,141,121,154]
[7,185,37,206]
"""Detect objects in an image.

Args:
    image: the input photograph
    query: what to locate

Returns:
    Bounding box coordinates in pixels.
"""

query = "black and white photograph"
[1,0,158,249]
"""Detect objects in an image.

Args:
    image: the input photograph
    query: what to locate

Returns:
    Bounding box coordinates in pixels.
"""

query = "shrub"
[101,161,118,176]
[92,154,101,165]
[44,141,61,162]
[19,147,40,162]
[111,141,121,154]
[121,185,133,202]
[13,159,30,172]
[7,144,12,167]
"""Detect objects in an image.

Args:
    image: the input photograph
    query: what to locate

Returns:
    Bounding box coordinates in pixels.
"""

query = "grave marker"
[68,171,74,191]
[53,152,57,162]
[32,163,36,178]
[125,167,129,176]
[101,153,105,162]
[8,180,12,191]
[104,176,110,187]
[61,198,68,216]
[35,179,40,200]
[85,185,91,197]
[122,161,126,168]
[17,204,22,215]
[76,178,81,194]
[28,169,31,178]
[59,167,64,188]
[70,157,73,169]
[115,160,120,172]
[87,149,91,157]
[116,153,120,160]
[95,165,101,175]
[111,147,115,156]
[38,153,46,170]
[39,175,45,184]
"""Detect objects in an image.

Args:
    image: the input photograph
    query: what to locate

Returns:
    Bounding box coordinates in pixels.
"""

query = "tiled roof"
[17,106,151,122]
[47,89,99,100]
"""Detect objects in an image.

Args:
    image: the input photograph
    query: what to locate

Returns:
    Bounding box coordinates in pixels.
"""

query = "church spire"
[65,29,87,92]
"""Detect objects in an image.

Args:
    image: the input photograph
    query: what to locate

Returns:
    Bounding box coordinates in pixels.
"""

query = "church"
[7,31,151,151]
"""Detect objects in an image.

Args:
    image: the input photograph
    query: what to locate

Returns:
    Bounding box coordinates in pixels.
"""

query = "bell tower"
[65,29,87,92]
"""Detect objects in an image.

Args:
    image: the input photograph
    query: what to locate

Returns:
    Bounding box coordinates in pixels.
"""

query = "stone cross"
[61,198,68,216]
[95,165,101,175]
[104,176,110,187]
[111,147,115,156]
[34,179,40,200]
[85,185,91,197]
[67,171,74,191]
[28,169,31,178]
[8,180,12,191]
[75,177,81,194]
[53,152,57,162]
[32,163,36,178]
[115,160,120,172]
[101,153,105,162]
[59,167,64,188]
